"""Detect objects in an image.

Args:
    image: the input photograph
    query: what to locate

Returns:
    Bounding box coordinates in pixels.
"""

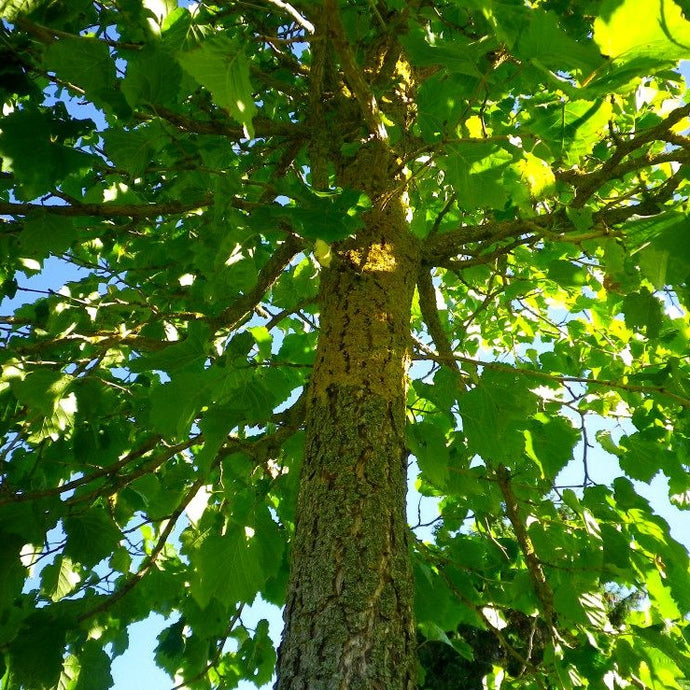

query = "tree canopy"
[2,0,690,688]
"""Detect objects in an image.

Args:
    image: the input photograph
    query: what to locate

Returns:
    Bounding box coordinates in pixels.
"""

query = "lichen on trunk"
[276,145,420,689]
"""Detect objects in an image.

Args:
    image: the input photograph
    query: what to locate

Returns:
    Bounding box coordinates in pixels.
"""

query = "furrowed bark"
[276,143,419,689]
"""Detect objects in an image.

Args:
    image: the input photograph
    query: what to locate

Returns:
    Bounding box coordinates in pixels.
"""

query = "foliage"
[1,0,690,688]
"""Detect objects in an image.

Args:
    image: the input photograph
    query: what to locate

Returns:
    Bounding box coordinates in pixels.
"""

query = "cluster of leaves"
[0,0,690,688]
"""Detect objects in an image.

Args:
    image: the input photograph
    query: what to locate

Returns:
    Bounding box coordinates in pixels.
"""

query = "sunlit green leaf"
[441,143,513,210]
[594,0,690,64]
[623,288,663,339]
[178,37,257,137]
[40,555,81,602]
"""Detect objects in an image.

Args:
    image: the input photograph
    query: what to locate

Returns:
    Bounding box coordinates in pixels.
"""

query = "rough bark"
[276,143,420,689]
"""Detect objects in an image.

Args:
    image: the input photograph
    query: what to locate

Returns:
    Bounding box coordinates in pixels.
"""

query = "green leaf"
[277,331,318,365]
[0,0,45,19]
[10,370,71,417]
[525,98,613,163]
[623,288,663,339]
[547,259,589,288]
[190,528,265,608]
[441,143,513,210]
[675,0,690,19]
[566,207,594,234]
[271,257,318,309]
[459,369,538,462]
[524,414,579,479]
[109,546,132,574]
[155,619,186,675]
[413,367,459,418]
[418,621,474,661]
[178,37,257,137]
[19,213,77,259]
[43,37,129,117]
[74,640,113,690]
[408,419,450,488]
[415,72,473,141]
[0,110,93,198]
[515,10,604,77]
[7,612,67,689]
[63,506,122,567]
[133,322,211,375]
[236,619,277,686]
[402,27,483,77]
[252,187,366,242]
[122,44,182,107]
[634,624,690,676]
[9,369,76,437]
[516,151,555,198]
[197,405,232,472]
[618,432,668,483]
[0,535,25,620]
[414,559,471,631]
[636,214,690,288]
[40,555,81,602]
[101,123,168,177]
[553,585,608,628]
[645,570,682,620]
[161,6,193,51]
[149,370,214,438]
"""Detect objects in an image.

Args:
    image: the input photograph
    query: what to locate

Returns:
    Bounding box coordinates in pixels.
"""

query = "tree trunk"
[276,143,419,689]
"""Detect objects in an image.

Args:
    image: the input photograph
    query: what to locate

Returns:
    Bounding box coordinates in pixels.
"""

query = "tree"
[1,0,690,687]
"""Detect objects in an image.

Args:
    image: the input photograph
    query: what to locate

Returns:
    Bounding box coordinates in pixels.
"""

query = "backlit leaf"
[190,529,264,608]
[63,506,122,567]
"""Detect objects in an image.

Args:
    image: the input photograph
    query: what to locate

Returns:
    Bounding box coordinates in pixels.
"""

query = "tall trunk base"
[277,389,415,689]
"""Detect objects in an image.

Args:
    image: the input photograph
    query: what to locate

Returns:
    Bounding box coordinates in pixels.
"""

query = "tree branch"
[0,194,291,224]
[0,436,191,506]
[416,268,464,383]
[558,146,690,194]
[141,106,302,140]
[494,465,557,638]
[16,16,142,49]
[423,109,690,268]
[594,168,686,226]
[211,234,306,331]
[413,349,690,409]
[563,103,690,208]
[322,0,388,141]
[77,475,205,623]
[264,0,315,33]
[415,537,546,687]
[74,398,306,623]
[0,198,211,219]
[422,216,548,267]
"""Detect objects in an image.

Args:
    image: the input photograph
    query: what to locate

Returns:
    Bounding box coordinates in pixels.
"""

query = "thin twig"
[494,465,557,638]
[264,0,315,33]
